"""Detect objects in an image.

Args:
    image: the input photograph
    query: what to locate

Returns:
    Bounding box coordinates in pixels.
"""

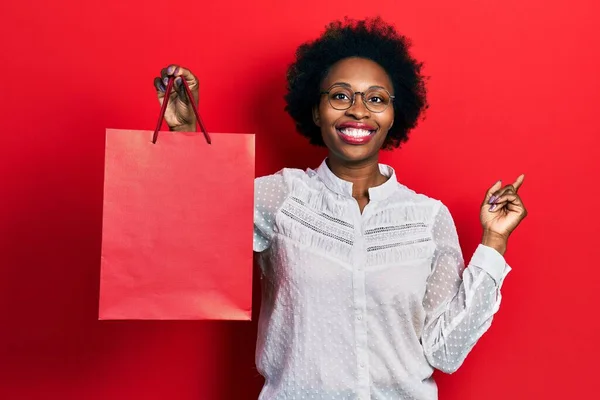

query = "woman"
[154,18,527,400]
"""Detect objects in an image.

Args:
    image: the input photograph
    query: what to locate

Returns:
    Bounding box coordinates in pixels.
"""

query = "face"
[313,57,394,164]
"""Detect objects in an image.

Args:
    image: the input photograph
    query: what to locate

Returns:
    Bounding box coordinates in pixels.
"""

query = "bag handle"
[153,76,211,144]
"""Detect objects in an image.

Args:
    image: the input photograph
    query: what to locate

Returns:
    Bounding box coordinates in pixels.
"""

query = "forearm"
[423,266,502,373]
[422,245,510,373]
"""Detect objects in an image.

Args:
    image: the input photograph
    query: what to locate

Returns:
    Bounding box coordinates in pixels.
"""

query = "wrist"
[170,123,196,132]
[481,231,508,256]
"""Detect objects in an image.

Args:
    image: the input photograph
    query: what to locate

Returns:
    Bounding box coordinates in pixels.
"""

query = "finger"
[154,77,166,93]
[493,197,527,217]
[489,200,519,213]
[488,183,511,204]
[160,65,182,88]
[161,65,197,104]
[488,198,510,212]
[154,77,168,106]
[488,202,502,212]
[489,203,527,219]
[173,68,199,100]
[158,75,178,99]
[167,65,178,75]
[171,66,197,85]
[498,184,516,196]
[492,193,522,208]
[174,76,189,102]
[512,174,526,192]
[160,66,170,83]
[488,184,518,204]
[484,180,503,205]
[161,64,182,77]
[506,200,527,215]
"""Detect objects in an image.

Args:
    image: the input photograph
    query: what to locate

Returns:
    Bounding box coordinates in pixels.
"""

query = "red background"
[1,0,599,399]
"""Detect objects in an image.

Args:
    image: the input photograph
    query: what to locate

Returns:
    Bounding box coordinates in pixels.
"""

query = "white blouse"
[253,159,510,400]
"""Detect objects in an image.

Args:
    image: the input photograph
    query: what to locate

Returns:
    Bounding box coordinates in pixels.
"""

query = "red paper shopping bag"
[99,77,254,320]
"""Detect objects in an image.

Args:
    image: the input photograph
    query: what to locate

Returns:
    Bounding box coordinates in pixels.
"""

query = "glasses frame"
[319,84,395,113]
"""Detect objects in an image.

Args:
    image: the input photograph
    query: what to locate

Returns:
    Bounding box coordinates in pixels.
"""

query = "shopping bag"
[99,76,254,320]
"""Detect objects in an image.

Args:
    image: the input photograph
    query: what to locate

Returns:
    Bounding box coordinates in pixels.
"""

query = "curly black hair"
[285,17,428,149]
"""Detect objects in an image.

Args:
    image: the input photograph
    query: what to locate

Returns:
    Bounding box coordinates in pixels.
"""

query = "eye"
[332,92,351,101]
[367,96,384,103]
[365,89,390,105]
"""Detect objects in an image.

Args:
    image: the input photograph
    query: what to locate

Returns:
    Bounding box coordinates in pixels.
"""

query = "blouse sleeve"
[253,170,289,253]
[421,203,511,373]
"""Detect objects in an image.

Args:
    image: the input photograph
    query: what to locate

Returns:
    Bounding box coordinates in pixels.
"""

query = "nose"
[345,92,370,119]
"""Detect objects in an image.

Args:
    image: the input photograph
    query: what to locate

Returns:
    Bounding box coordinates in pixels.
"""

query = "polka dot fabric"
[253,159,511,400]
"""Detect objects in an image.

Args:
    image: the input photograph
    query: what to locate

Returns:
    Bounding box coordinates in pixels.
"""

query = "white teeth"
[339,128,372,138]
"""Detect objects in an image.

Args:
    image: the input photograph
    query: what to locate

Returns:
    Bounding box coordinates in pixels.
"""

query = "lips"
[335,122,377,145]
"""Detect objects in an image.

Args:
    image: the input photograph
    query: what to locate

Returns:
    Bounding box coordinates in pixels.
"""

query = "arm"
[253,171,290,253]
[422,175,528,373]
[421,204,510,373]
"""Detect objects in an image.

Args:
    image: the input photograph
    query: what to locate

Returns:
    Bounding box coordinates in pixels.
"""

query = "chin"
[329,143,381,163]
[324,134,384,163]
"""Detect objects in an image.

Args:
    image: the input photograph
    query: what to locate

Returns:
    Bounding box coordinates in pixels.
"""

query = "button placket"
[352,215,370,399]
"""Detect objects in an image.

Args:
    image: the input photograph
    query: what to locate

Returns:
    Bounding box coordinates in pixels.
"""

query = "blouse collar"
[315,158,399,201]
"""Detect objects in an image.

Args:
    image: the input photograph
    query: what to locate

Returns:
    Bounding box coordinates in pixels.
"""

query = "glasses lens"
[364,88,391,112]
[327,87,354,110]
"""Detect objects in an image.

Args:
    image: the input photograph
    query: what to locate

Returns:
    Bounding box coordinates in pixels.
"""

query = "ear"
[312,106,321,127]
[389,120,394,130]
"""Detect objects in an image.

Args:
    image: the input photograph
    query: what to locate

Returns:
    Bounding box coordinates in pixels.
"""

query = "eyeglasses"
[320,84,395,113]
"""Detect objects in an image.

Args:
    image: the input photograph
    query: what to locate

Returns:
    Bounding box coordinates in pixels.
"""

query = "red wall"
[1,1,599,399]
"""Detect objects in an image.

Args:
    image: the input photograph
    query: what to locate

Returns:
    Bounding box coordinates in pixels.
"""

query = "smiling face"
[313,57,395,164]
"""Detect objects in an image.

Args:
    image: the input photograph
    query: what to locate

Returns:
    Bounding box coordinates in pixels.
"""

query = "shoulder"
[393,182,444,207]
[255,167,323,193]
[388,182,452,223]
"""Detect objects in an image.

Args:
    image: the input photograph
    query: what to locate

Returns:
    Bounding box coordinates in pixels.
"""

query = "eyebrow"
[328,82,390,91]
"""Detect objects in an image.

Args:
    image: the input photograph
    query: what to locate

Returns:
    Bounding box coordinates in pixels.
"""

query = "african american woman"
[153,17,527,400]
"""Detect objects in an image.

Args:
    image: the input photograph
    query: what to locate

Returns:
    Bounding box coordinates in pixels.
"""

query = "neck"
[326,154,387,199]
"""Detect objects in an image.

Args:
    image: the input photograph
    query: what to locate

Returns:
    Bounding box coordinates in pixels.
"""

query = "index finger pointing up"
[512,174,526,192]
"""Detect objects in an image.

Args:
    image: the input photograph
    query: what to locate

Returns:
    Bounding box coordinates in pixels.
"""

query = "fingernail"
[163,77,169,86]
[488,195,497,204]
[175,67,181,75]
[168,66,175,74]
[175,77,182,86]
[159,83,166,92]
[489,204,497,212]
